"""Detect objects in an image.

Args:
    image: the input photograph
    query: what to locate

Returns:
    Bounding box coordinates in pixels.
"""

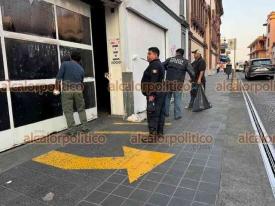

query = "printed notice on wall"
[109,38,121,65]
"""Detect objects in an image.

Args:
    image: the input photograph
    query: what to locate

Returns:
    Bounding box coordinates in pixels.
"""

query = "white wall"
[105,8,125,116]
[127,12,166,113]
[119,0,182,113]
[161,0,180,16]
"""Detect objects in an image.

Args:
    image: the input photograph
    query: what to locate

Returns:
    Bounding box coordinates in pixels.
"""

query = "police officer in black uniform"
[141,47,166,143]
[163,48,194,120]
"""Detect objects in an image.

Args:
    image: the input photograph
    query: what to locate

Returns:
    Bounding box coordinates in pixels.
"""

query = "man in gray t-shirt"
[54,51,88,134]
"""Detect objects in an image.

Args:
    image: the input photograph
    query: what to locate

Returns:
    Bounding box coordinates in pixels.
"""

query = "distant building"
[187,0,223,72]
[266,11,275,58]
[248,36,267,59]
[272,43,275,64]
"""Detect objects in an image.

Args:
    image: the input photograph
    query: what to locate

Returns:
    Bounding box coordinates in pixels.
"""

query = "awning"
[220,55,230,63]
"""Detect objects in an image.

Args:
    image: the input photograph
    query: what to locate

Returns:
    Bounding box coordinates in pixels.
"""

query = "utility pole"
[233,38,237,70]
[232,38,238,91]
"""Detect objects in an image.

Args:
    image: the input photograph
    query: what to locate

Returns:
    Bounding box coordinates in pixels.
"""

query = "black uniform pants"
[147,93,166,135]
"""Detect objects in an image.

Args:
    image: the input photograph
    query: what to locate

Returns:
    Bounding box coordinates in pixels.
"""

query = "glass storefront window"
[11,85,62,128]
[0,89,10,131]
[0,0,56,38]
[5,38,59,80]
[57,7,91,45]
[0,41,4,81]
[60,46,94,77]
[83,82,96,109]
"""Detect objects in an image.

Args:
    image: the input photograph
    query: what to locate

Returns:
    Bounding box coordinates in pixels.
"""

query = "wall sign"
[109,38,121,65]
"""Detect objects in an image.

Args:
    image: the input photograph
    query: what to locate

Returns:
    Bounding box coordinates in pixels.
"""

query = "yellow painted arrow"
[32,146,175,183]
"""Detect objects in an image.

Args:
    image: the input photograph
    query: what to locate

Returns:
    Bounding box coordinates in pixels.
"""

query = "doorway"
[90,2,111,115]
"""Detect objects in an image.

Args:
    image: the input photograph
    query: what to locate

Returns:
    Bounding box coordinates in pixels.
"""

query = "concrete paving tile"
[173,187,196,201]
[121,178,142,188]
[121,199,145,206]
[206,160,221,169]
[208,155,221,162]
[112,185,135,198]
[172,162,189,171]
[168,197,192,206]
[145,172,164,182]
[193,154,209,160]
[201,168,221,184]
[0,187,21,204]
[97,182,118,193]
[49,187,90,206]
[190,159,207,167]
[191,201,211,206]
[75,176,103,192]
[166,168,185,178]
[50,180,78,196]
[101,194,126,206]
[153,165,170,174]
[115,169,128,176]
[6,195,48,206]
[174,157,192,165]
[194,191,217,205]
[85,190,109,204]
[148,193,170,206]
[77,201,98,206]
[184,166,204,181]
[177,152,194,159]
[1,177,42,196]
[0,172,14,185]
[129,189,151,202]
[161,174,181,186]
[198,182,219,194]
[24,184,53,201]
[155,184,177,196]
[138,180,159,192]
[179,178,199,190]
[106,174,127,184]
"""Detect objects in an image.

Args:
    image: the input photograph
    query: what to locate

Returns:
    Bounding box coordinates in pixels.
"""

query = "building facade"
[188,0,223,72]
[248,36,267,59]
[0,0,189,152]
[266,12,275,59]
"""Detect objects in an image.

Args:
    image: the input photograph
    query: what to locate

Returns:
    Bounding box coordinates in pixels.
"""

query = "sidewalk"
[0,74,275,206]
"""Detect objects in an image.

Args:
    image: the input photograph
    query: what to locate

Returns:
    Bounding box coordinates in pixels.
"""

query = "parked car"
[236,62,245,72]
[245,58,275,80]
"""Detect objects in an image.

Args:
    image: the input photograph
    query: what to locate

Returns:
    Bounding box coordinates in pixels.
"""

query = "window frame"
[0,0,96,132]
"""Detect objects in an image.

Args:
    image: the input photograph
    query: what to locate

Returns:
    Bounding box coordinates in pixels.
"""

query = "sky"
[221,0,275,62]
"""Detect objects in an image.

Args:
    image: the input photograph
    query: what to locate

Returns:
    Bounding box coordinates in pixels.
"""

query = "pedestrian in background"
[54,51,89,135]
[141,47,166,143]
[225,62,232,79]
[186,50,207,109]
[163,48,194,120]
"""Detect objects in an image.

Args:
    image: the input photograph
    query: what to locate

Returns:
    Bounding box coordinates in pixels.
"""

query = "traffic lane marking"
[33,146,175,183]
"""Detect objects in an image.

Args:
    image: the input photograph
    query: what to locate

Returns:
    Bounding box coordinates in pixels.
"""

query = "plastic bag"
[192,84,212,112]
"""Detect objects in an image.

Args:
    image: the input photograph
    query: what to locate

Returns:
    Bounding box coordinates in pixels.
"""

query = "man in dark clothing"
[54,51,88,135]
[163,48,194,120]
[141,47,166,142]
[186,49,207,109]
